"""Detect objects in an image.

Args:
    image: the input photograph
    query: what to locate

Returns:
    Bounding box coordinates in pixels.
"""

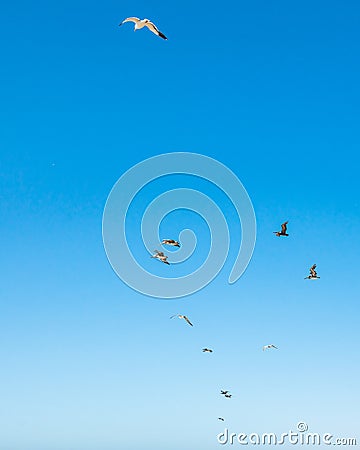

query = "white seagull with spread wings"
[263,344,278,351]
[119,17,168,40]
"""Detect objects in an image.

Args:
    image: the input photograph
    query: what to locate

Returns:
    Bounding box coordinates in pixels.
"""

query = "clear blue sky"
[1,0,359,449]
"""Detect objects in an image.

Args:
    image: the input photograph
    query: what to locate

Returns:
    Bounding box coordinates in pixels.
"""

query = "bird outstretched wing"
[144,21,168,39]
[183,316,193,326]
[119,17,140,26]
[310,264,317,277]
[281,221,288,234]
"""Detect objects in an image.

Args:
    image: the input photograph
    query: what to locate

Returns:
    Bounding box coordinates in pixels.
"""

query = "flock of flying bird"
[119,16,321,422]
[153,222,320,279]
[154,222,320,421]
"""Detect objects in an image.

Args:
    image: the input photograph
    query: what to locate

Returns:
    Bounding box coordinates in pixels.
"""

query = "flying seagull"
[161,239,180,247]
[170,314,193,327]
[202,348,213,353]
[263,344,278,351]
[273,221,289,237]
[305,264,320,280]
[220,390,229,395]
[218,417,225,421]
[151,250,170,265]
[119,17,167,40]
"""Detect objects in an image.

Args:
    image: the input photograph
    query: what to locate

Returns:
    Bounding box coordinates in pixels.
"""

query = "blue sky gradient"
[1,0,359,449]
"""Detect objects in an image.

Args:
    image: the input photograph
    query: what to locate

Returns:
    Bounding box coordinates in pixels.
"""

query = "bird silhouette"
[305,264,320,279]
[170,314,193,326]
[263,344,278,351]
[161,239,180,247]
[151,250,170,265]
[273,221,289,237]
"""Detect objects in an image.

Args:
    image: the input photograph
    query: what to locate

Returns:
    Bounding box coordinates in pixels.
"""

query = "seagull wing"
[119,17,140,27]
[119,17,140,26]
[310,264,317,276]
[144,21,167,39]
[170,314,179,319]
[183,316,193,326]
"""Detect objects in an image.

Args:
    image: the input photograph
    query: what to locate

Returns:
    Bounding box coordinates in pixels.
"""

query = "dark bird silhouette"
[224,394,232,398]
[202,348,213,353]
[305,264,320,280]
[273,221,289,237]
[218,417,225,421]
[161,239,180,247]
[220,390,229,395]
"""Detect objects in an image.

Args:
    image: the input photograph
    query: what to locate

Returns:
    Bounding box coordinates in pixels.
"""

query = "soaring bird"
[305,264,320,280]
[273,221,289,237]
[161,239,180,247]
[202,348,213,353]
[170,314,193,327]
[119,17,168,40]
[224,394,232,398]
[263,344,278,351]
[218,417,225,421]
[151,250,170,265]
[220,390,229,395]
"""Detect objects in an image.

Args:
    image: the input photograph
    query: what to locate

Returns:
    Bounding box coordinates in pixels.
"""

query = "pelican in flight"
[305,264,320,280]
[273,221,289,237]
[263,344,278,351]
[151,250,170,265]
[170,314,193,327]
[119,17,168,40]
[162,239,180,247]
[202,348,213,353]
